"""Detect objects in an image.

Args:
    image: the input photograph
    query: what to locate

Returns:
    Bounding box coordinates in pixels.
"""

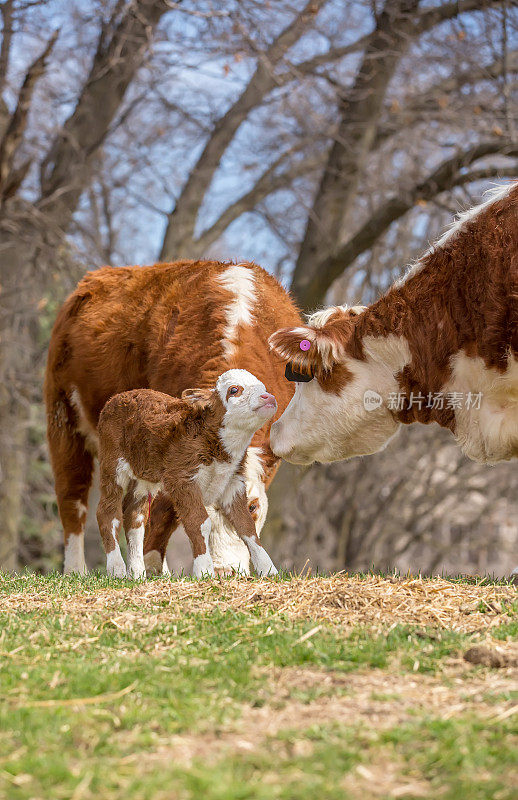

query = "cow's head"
[268,306,411,464]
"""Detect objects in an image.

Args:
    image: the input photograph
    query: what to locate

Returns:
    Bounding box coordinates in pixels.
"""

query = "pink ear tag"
[299,339,311,351]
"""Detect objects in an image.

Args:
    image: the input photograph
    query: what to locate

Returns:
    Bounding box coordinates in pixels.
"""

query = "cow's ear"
[269,325,342,375]
[181,387,213,409]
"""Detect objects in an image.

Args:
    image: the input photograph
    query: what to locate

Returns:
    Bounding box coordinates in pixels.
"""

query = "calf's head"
[268,307,411,465]
[215,369,277,432]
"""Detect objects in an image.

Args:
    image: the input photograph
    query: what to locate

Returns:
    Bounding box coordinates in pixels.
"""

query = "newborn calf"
[96,370,278,579]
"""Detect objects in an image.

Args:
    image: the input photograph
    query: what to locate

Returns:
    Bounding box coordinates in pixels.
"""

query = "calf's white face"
[216,369,277,431]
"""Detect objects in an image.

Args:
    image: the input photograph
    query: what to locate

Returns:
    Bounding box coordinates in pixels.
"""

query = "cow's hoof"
[192,553,215,578]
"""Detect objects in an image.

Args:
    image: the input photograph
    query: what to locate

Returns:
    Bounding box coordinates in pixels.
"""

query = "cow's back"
[45,260,300,441]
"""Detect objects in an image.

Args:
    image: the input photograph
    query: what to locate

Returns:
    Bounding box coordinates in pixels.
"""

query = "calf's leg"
[166,483,215,579]
[224,489,278,577]
[123,487,148,579]
[97,467,126,578]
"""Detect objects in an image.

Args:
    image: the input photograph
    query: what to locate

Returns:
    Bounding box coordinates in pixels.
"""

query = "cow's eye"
[249,503,257,513]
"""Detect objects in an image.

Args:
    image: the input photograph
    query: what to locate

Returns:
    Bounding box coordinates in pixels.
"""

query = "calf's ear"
[181,388,213,409]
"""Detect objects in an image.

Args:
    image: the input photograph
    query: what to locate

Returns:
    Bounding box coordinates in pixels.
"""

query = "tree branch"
[374,51,518,147]
[193,152,323,256]
[0,29,58,201]
[159,0,327,260]
[413,0,506,35]
[296,141,518,307]
[0,0,15,97]
[37,0,171,229]
[290,0,511,307]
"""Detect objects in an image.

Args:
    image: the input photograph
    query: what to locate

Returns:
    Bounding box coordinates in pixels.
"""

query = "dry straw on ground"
[0,574,515,633]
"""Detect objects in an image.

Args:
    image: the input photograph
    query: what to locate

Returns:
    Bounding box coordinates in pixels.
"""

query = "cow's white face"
[269,314,411,465]
[270,373,400,464]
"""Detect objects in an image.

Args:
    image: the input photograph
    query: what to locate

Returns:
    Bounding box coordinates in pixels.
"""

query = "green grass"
[0,572,516,799]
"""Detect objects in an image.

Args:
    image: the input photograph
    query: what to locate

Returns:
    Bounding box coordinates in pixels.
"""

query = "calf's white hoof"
[107,551,127,579]
[127,561,147,580]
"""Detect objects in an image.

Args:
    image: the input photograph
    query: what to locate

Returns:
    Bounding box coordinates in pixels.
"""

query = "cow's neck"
[356,247,472,429]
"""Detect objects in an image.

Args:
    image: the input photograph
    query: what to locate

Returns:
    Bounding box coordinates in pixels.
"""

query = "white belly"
[446,352,518,463]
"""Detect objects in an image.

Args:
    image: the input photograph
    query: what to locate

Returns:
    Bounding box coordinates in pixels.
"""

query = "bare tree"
[0,0,515,572]
[156,0,517,311]
[0,0,172,568]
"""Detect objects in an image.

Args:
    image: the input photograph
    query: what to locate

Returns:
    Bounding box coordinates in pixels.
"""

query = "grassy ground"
[0,572,516,800]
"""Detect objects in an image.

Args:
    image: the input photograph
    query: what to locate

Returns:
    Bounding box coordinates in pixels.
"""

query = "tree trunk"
[0,391,26,570]
[0,230,33,570]
[290,0,420,310]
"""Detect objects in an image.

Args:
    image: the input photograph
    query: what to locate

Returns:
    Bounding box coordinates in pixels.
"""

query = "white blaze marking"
[271,334,411,463]
[242,536,278,577]
[192,518,215,578]
[64,532,87,575]
[218,265,256,359]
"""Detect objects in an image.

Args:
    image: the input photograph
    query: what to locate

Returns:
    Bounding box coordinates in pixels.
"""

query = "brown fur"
[270,183,518,430]
[96,387,257,567]
[44,260,300,567]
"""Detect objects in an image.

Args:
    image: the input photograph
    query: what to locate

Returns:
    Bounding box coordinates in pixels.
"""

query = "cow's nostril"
[260,394,269,399]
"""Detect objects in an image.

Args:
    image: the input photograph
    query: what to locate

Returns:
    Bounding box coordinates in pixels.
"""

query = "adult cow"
[45,260,300,575]
[269,183,518,466]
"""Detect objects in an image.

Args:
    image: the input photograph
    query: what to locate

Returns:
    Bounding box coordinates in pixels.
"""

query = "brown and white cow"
[44,260,300,575]
[96,372,278,579]
[269,183,518,466]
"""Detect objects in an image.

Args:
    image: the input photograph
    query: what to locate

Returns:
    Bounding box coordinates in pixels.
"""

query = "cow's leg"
[97,464,126,578]
[47,417,93,575]
[143,493,177,576]
[166,483,215,579]
[123,487,148,579]
[223,488,278,577]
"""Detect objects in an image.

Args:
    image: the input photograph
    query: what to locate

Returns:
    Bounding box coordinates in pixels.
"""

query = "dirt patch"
[1,575,515,633]
[464,643,518,668]
[122,664,517,769]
